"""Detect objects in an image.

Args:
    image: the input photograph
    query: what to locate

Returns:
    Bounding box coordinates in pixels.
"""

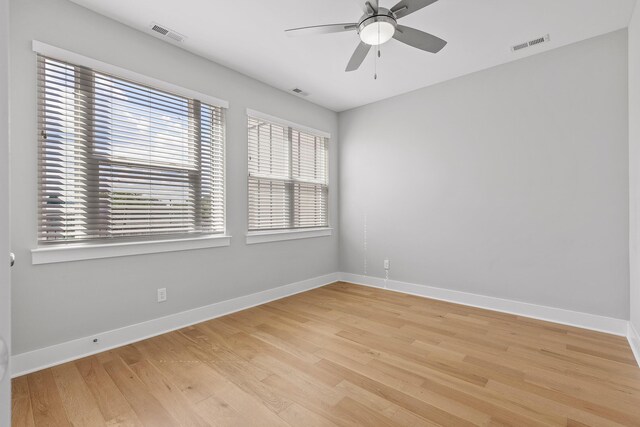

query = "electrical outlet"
[384,259,390,270]
[157,288,167,303]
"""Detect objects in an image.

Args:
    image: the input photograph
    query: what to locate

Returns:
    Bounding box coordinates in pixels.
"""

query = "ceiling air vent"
[511,34,550,53]
[291,88,309,96]
[150,22,185,43]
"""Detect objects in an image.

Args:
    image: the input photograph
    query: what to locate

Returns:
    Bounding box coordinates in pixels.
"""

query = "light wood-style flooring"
[11,282,640,426]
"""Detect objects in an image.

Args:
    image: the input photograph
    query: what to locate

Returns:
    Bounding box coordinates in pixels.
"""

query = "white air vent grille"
[150,22,185,43]
[151,24,168,35]
[512,42,529,52]
[511,34,550,53]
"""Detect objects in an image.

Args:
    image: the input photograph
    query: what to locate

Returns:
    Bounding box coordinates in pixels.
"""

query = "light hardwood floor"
[11,282,640,426]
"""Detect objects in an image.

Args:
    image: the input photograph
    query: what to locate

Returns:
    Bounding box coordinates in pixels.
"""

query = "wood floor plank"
[51,362,107,426]
[182,337,293,416]
[131,336,219,404]
[261,372,369,426]
[127,360,211,427]
[75,356,143,426]
[333,396,398,427]
[11,397,35,427]
[11,378,35,427]
[12,376,30,400]
[194,395,248,426]
[334,379,439,427]
[27,370,72,427]
[316,357,482,426]
[194,373,289,427]
[485,379,629,427]
[12,282,640,426]
[102,355,180,426]
[276,402,339,427]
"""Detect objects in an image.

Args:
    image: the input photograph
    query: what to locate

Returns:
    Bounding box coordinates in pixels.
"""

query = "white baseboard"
[629,322,640,367]
[12,271,639,377]
[11,272,340,377]
[339,273,629,337]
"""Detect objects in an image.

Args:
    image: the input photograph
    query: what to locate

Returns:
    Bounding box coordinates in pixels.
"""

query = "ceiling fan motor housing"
[358,8,397,45]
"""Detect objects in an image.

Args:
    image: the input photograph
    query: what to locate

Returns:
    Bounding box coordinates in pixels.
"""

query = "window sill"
[31,235,231,265]
[246,228,332,245]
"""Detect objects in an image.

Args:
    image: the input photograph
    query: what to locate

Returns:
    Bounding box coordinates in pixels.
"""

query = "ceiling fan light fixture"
[359,15,396,45]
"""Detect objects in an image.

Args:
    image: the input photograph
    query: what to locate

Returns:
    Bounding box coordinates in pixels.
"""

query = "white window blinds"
[248,114,328,231]
[38,55,226,243]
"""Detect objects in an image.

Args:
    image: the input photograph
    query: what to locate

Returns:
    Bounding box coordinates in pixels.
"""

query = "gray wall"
[10,0,338,355]
[339,30,629,319]
[1,0,11,422]
[630,4,640,331]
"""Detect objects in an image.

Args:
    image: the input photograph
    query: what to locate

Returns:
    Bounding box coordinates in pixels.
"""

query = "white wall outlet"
[157,288,167,303]
[384,259,390,270]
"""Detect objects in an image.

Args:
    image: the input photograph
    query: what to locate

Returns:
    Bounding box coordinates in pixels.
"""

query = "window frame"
[245,109,331,244]
[31,41,230,263]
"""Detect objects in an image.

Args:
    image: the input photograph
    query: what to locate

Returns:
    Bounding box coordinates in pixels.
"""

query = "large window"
[248,112,329,231]
[38,55,226,243]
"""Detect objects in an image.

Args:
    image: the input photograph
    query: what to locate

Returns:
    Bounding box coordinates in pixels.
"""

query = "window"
[38,55,226,244]
[247,111,329,231]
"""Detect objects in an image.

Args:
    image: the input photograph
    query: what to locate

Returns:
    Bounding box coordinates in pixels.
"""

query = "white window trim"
[32,41,229,109]
[246,108,331,139]
[247,109,331,234]
[31,235,231,265]
[246,228,332,245]
[33,41,229,253]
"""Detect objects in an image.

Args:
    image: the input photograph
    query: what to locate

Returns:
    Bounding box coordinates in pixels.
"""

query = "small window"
[247,113,329,231]
[38,55,226,243]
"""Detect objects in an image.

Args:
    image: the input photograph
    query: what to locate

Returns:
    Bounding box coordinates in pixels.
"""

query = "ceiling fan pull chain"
[374,45,378,80]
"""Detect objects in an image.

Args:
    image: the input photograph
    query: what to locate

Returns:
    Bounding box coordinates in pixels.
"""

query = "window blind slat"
[247,115,328,231]
[38,55,226,243]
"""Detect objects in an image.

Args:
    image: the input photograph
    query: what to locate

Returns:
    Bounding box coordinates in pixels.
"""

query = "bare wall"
[339,30,629,319]
[0,0,11,421]
[10,0,338,355]
[630,3,640,331]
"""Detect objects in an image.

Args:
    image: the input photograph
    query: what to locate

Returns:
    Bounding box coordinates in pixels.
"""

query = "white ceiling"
[70,0,636,112]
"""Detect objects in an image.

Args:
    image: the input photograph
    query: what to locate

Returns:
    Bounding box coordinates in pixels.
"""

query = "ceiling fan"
[285,0,447,72]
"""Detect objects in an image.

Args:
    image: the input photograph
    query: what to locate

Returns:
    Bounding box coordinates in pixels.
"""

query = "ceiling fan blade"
[354,0,378,14]
[393,25,447,53]
[346,42,372,72]
[285,23,358,36]
[390,0,438,19]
